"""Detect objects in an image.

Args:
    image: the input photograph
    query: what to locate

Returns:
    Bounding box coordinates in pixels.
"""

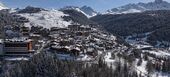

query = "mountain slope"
[17,6,71,28]
[17,6,45,13]
[0,2,8,10]
[80,6,98,17]
[17,6,96,29]
[61,9,96,25]
[106,0,170,14]
[18,9,72,29]
[60,6,98,18]
[106,4,144,14]
[91,10,170,47]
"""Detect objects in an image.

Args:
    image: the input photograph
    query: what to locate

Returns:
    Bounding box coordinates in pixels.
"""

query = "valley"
[0,0,170,77]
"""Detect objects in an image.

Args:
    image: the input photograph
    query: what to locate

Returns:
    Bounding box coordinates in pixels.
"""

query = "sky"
[0,0,170,12]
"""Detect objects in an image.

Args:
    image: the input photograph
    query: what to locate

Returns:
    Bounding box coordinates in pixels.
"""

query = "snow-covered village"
[0,0,170,77]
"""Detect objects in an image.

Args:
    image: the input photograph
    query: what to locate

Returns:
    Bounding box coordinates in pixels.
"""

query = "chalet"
[21,26,30,36]
[3,38,34,57]
[30,33,41,40]
[68,25,81,31]
[70,49,80,56]
[86,47,98,57]
[89,24,98,28]
[79,26,92,31]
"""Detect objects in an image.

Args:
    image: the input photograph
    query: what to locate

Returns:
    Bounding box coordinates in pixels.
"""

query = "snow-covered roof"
[0,39,3,43]
[4,57,30,61]
[5,37,32,42]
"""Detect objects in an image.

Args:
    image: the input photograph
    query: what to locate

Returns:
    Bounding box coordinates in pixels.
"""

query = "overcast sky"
[0,0,170,12]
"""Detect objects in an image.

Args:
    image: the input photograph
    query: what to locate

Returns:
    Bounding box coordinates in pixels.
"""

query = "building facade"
[3,38,33,56]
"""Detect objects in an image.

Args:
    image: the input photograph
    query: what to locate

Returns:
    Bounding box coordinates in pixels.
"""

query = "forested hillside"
[91,10,170,46]
[61,9,96,25]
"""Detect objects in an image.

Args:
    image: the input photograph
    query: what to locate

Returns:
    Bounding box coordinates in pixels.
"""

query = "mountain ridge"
[106,0,170,14]
[0,2,8,10]
[60,6,98,18]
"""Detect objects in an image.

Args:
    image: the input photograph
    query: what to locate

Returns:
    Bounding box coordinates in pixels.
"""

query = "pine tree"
[146,61,154,75]
[143,54,148,61]
[137,58,142,66]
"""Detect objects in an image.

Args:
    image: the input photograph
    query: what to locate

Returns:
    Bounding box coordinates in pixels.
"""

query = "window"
[5,43,28,47]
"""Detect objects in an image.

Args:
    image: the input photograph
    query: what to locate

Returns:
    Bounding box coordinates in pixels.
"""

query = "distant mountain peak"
[155,0,163,3]
[80,6,98,17]
[81,6,94,11]
[106,0,170,14]
[61,6,79,10]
